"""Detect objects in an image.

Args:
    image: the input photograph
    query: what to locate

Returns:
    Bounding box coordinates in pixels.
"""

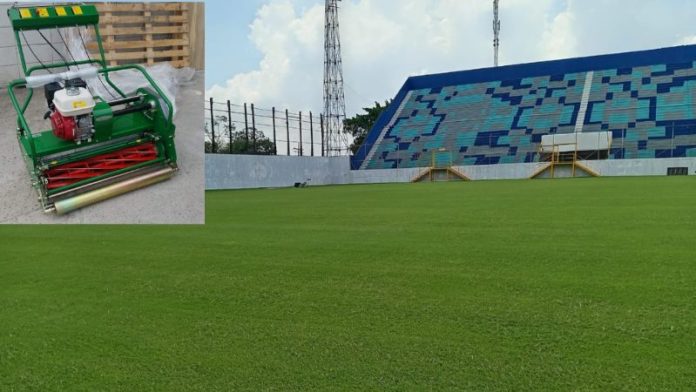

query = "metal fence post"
[285,109,290,156]
[309,111,314,156]
[244,103,249,153]
[227,100,233,154]
[396,144,399,169]
[671,121,674,158]
[299,111,303,156]
[209,97,215,153]
[272,107,277,155]
[320,114,325,157]
[251,104,257,154]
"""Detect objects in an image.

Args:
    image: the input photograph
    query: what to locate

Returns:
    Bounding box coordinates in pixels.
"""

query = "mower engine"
[45,78,96,144]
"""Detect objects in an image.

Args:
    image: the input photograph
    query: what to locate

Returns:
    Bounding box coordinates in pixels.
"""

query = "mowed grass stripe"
[1,177,695,390]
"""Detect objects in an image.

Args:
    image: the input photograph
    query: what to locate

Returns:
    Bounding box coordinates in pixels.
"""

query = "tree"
[204,119,220,154]
[344,100,391,155]
[229,128,276,155]
[204,116,226,153]
[205,114,275,154]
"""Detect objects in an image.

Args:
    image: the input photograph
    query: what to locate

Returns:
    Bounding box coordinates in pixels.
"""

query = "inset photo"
[0,2,204,224]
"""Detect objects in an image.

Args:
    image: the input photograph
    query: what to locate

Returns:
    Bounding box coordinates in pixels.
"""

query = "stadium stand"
[353,45,696,170]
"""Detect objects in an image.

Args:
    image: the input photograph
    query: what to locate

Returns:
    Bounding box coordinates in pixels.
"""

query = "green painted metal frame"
[5,4,177,207]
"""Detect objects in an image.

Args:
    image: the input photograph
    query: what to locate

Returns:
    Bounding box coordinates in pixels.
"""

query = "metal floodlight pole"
[323,0,348,156]
[493,0,501,67]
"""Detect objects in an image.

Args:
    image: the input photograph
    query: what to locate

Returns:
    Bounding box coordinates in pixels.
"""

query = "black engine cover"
[44,82,62,110]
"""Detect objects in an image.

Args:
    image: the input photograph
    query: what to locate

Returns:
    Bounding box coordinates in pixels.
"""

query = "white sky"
[206,0,696,117]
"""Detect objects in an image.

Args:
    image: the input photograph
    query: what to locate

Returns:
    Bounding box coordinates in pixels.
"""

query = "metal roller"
[50,166,176,215]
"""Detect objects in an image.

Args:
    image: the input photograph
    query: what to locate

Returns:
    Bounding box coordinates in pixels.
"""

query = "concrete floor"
[0,72,205,224]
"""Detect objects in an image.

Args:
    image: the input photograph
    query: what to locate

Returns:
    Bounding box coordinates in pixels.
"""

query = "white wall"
[205,154,424,189]
[206,155,350,189]
[205,154,696,190]
[582,157,696,177]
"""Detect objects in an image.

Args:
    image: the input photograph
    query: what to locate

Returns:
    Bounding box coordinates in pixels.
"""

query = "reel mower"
[6,4,178,215]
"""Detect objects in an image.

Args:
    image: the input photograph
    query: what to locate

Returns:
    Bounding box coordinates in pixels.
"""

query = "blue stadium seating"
[353,45,696,170]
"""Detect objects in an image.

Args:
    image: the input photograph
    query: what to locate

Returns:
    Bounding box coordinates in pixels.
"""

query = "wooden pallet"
[87,2,191,68]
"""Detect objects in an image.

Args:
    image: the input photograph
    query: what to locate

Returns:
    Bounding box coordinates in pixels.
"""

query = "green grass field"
[1,177,695,390]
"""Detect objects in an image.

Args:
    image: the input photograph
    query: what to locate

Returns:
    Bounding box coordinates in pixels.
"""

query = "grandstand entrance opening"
[412,148,470,182]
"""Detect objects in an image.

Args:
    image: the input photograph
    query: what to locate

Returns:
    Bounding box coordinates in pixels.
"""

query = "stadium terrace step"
[529,161,600,179]
[412,167,470,182]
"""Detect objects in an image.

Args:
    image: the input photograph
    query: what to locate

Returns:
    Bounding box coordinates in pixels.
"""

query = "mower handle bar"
[25,66,99,88]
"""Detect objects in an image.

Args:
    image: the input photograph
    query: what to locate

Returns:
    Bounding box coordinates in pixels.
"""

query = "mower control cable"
[56,27,78,69]
[21,30,54,74]
[37,29,70,67]
[76,26,119,100]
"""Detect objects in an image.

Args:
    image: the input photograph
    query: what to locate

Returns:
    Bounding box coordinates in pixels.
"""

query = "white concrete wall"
[582,157,696,177]
[205,154,696,190]
[205,154,425,189]
[206,155,350,189]
[452,162,548,180]
[348,166,423,184]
